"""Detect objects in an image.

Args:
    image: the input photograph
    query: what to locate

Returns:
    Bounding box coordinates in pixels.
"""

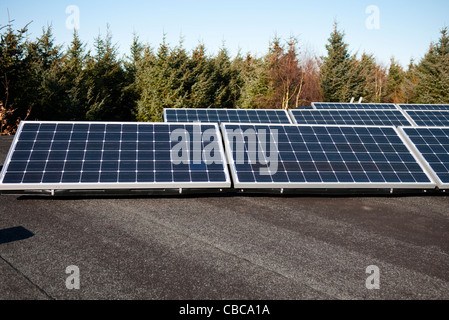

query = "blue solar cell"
[43,172,62,183]
[100,172,118,183]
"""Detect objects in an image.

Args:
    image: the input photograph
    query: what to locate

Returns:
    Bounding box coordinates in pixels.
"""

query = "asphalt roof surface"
[0,135,448,300]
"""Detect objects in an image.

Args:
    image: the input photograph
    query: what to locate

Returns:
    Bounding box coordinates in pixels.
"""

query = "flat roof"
[0,135,448,300]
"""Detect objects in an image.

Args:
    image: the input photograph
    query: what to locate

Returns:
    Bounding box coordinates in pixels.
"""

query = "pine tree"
[123,33,144,120]
[209,46,235,108]
[36,25,62,69]
[415,27,449,103]
[85,25,133,121]
[189,43,214,109]
[167,39,191,108]
[348,53,386,103]
[402,59,418,103]
[137,36,183,121]
[320,22,352,102]
[135,43,155,121]
[61,30,89,120]
[32,25,67,120]
[235,54,272,109]
[384,58,405,103]
[0,20,34,131]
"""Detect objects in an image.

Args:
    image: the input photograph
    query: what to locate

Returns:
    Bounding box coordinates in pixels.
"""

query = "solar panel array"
[400,127,449,188]
[289,109,413,127]
[0,122,230,190]
[2,103,449,193]
[164,108,292,124]
[311,103,398,110]
[222,124,434,189]
[404,110,449,127]
[398,104,449,111]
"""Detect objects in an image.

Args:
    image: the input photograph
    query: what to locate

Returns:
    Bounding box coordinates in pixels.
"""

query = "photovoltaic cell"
[221,123,436,189]
[290,109,413,127]
[164,108,292,124]
[405,110,449,127]
[400,127,449,188]
[0,121,231,190]
[398,104,449,111]
[312,103,398,110]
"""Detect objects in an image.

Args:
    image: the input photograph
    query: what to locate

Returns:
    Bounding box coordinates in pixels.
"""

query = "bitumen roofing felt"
[0,135,448,300]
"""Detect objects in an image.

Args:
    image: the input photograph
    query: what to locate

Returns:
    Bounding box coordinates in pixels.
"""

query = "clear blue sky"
[1,0,448,67]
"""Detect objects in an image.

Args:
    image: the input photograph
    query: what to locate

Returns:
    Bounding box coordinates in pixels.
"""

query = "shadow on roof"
[0,226,34,245]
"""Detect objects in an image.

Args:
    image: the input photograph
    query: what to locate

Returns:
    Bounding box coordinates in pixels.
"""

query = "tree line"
[1,20,448,135]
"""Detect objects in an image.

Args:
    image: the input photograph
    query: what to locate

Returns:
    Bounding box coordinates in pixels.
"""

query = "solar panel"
[163,108,292,124]
[289,109,413,127]
[399,127,449,188]
[312,103,398,110]
[398,104,449,111]
[405,110,449,127]
[0,121,231,191]
[221,123,436,189]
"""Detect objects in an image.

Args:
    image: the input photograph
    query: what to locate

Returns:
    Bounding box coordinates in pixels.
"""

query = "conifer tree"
[123,33,144,120]
[415,27,449,103]
[384,58,405,103]
[85,25,133,121]
[32,25,67,120]
[348,53,385,103]
[234,53,269,109]
[209,46,235,108]
[402,59,418,103]
[61,30,89,120]
[320,22,352,102]
[189,44,214,109]
[0,20,34,129]
[137,36,180,121]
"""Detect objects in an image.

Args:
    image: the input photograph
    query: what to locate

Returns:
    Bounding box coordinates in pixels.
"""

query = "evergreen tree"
[402,59,418,103]
[32,25,67,120]
[415,27,449,103]
[123,33,144,120]
[4,16,449,128]
[237,55,273,109]
[188,43,214,109]
[0,20,34,131]
[384,58,405,103]
[137,36,182,121]
[85,26,134,121]
[348,53,385,103]
[167,39,191,108]
[320,22,352,102]
[209,46,236,108]
[61,30,89,120]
